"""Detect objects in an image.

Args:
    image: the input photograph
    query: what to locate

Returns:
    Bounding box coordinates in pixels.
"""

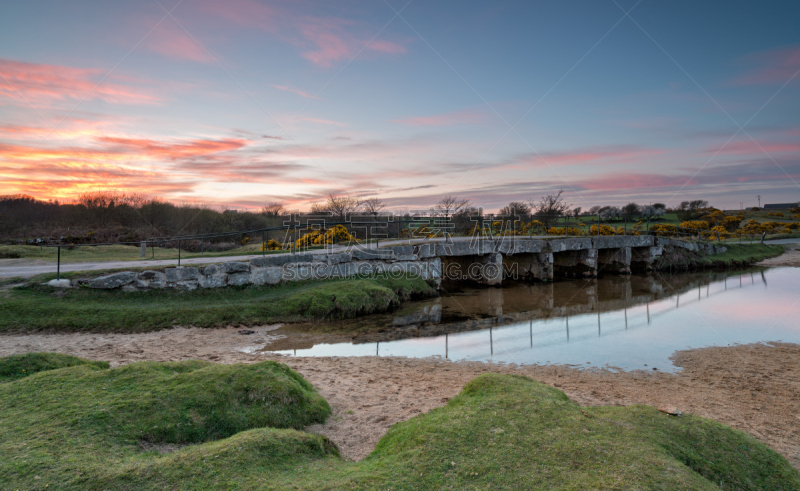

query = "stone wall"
[73,237,727,291]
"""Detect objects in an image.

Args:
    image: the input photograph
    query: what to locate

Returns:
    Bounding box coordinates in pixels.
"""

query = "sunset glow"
[1,1,798,211]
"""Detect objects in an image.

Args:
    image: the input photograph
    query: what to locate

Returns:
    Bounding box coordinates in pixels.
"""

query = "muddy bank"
[0,327,797,467]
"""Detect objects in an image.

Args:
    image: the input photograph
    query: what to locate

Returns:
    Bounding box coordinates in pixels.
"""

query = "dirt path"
[0,327,797,467]
[759,244,800,267]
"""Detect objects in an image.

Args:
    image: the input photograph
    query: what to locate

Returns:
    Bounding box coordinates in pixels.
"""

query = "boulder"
[223,261,250,273]
[250,253,312,268]
[165,267,199,283]
[227,272,251,286]
[198,274,227,288]
[89,272,136,289]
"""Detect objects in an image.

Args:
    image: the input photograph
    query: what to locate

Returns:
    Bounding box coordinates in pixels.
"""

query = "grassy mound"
[0,358,332,489]
[3,365,797,490]
[656,243,783,271]
[0,352,109,382]
[0,274,437,333]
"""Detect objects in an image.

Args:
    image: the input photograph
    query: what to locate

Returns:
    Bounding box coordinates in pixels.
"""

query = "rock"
[250,253,312,268]
[227,272,251,286]
[198,274,227,288]
[89,272,136,289]
[250,267,283,286]
[657,405,682,416]
[223,261,250,273]
[238,329,255,335]
[139,270,161,280]
[165,267,199,283]
[351,249,394,260]
[46,279,71,288]
[202,264,221,276]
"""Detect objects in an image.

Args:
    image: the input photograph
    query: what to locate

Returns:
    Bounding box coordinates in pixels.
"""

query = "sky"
[1,0,799,213]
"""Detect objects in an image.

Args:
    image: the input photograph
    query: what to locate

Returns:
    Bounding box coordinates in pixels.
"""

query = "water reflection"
[267,268,797,372]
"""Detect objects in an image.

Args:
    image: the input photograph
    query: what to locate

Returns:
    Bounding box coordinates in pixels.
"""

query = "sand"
[1,326,798,467]
[758,244,800,268]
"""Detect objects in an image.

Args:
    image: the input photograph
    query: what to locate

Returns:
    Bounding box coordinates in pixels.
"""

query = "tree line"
[1,189,694,243]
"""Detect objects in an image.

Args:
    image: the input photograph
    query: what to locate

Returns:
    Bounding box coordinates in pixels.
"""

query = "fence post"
[564,215,568,237]
[262,232,266,257]
[57,246,61,281]
[178,239,181,266]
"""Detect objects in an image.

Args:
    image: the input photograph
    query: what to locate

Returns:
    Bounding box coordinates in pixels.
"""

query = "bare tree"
[432,195,471,219]
[322,194,362,221]
[529,189,570,227]
[360,197,386,217]
[499,201,531,217]
[621,202,640,220]
[572,207,582,217]
[261,202,285,217]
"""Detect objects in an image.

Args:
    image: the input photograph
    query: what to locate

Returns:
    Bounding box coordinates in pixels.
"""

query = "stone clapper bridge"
[83,236,728,291]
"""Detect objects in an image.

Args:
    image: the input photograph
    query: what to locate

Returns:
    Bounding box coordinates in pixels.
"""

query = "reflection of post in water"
[624,307,628,330]
[761,270,767,287]
[376,342,379,356]
[751,273,754,285]
[676,294,679,307]
[529,319,532,348]
[724,276,727,291]
[646,302,650,325]
[740,275,742,288]
[597,311,601,336]
[566,315,570,342]
[490,325,493,355]
[698,286,701,300]
[445,334,448,359]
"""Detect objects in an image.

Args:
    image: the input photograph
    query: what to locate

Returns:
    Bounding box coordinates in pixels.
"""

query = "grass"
[0,352,109,382]
[0,243,296,263]
[0,357,332,489]
[2,365,797,490]
[0,274,437,333]
[699,243,784,266]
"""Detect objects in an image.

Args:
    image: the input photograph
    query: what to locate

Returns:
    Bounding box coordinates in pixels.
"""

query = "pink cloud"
[713,140,800,155]
[271,84,317,99]
[196,0,408,67]
[96,136,249,159]
[145,26,211,63]
[392,109,489,126]
[0,59,159,106]
[518,145,665,168]
[734,46,800,85]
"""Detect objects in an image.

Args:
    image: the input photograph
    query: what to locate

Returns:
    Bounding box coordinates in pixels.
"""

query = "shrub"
[650,224,677,237]
[679,220,710,232]
[589,224,615,236]
[261,239,282,251]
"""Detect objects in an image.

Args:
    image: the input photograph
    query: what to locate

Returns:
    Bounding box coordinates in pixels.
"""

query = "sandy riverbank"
[1,326,797,467]
[759,244,800,267]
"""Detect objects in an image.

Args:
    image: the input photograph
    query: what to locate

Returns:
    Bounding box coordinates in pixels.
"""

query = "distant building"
[764,203,799,210]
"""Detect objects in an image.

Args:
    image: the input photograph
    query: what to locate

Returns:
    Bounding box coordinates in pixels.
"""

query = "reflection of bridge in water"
[355,270,769,357]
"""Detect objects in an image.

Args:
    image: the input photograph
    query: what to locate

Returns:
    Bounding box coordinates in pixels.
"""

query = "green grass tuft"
[3,366,797,490]
[0,352,109,382]
[0,274,437,333]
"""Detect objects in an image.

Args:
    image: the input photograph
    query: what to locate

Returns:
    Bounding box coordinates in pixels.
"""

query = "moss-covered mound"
[0,352,109,382]
[2,362,797,490]
[0,274,437,332]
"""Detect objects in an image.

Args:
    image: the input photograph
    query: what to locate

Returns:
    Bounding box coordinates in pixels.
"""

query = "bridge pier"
[597,247,631,274]
[552,249,598,277]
